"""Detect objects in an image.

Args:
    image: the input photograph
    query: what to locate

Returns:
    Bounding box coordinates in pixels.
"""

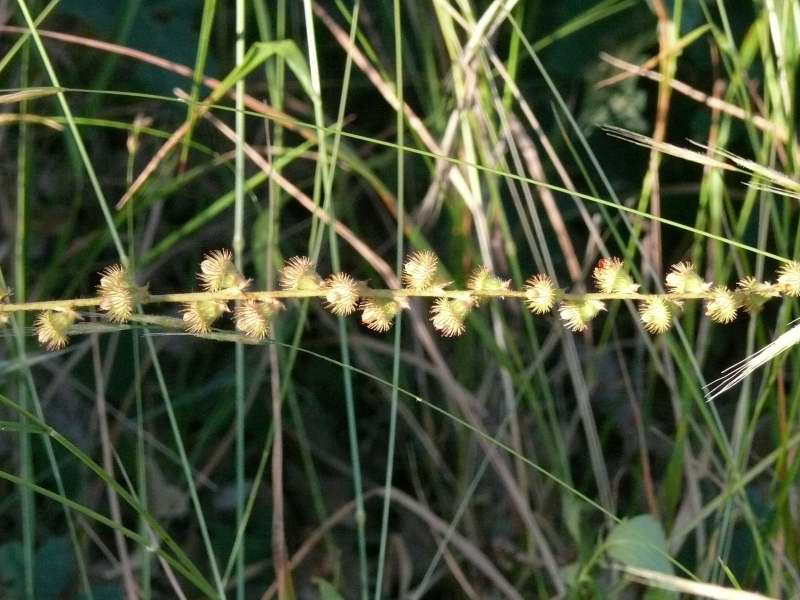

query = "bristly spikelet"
[403,250,439,290]
[777,261,800,296]
[705,286,738,323]
[430,296,474,337]
[665,261,711,294]
[199,249,250,292]
[592,257,639,294]
[279,256,322,291]
[324,273,361,316]
[182,300,229,334]
[97,265,142,323]
[234,299,284,340]
[360,298,404,332]
[524,274,558,314]
[558,299,606,332]
[736,277,779,313]
[639,297,673,334]
[35,308,79,350]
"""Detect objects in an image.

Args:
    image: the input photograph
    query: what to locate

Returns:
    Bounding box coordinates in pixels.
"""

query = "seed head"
[35,308,79,350]
[665,261,710,294]
[360,297,404,332]
[593,257,639,294]
[234,299,284,340]
[403,250,439,290]
[430,296,474,337]
[324,273,361,316]
[639,297,673,334]
[736,277,779,313]
[279,256,322,291]
[777,261,800,296]
[182,300,229,334]
[705,286,738,324]
[97,265,143,323]
[524,274,558,314]
[199,249,250,293]
[558,299,606,332]
[467,266,509,306]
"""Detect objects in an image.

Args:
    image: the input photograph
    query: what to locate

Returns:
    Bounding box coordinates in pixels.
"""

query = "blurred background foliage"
[1,0,798,598]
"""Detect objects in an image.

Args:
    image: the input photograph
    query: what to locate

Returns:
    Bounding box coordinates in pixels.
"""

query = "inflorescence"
[2,249,800,351]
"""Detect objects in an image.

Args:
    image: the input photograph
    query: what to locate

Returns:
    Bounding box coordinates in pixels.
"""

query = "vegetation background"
[0,0,798,598]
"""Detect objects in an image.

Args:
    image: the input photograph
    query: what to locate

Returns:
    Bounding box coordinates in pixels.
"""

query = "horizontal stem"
[0,286,770,313]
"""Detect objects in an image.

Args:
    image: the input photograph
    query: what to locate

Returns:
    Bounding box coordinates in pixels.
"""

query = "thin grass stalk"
[374,0,404,595]
[15,33,34,597]
[318,1,368,596]
[0,0,57,76]
[181,0,217,167]
[233,1,247,597]
[126,120,151,599]
[141,332,225,596]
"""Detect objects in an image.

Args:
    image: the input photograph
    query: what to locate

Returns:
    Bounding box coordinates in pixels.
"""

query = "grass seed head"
[234,299,284,340]
[403,250,439,290]
[35,308,79,350]
[705,286,738,323]
[639,296,673,334]
[524,274,558,314]
[431,296,473,337]
[736,277,779,313]
[559,299,606,332]
[324,273,361,316]
[279,256,322,291]
[360,297,403,332]
[593,257,639,294]
[182,300,229,334]
[468,266,510,294]
[665,261,710,294]
[777,261,800,296]
[199,249,250,293]
[97,265,142,323]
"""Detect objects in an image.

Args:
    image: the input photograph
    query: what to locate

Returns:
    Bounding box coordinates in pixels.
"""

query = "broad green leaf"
[605,515,673,575]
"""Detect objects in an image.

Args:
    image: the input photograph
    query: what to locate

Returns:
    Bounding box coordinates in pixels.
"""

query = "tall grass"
[1,1,799,598]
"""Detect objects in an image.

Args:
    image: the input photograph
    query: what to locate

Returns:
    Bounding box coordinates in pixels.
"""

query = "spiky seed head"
[705,286,738,324]
[182,300,229,334]
[360,298,403,332]
[403,250,439,290]
[97,265,143,323]
[593,257,639,294]
[639,297,673,334]
[468,266,510,294]
[665,261,711,294]
[558,299,606,332]
[279,256,322,291]
[199,249,250,293]
[524,274,558,314]
[736,277,779,313]
[324,273,361,316]
[234,299,284,340]
[35,308,79,350]
[431,296,474,337]
[777,261,800,296]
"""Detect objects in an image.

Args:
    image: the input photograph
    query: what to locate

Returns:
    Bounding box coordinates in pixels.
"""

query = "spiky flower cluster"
[12,250,800,352]
[199,249,250,293]
[97,265,145,323]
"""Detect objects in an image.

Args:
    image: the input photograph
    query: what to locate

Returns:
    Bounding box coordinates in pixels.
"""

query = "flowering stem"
[0,287,776,313]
